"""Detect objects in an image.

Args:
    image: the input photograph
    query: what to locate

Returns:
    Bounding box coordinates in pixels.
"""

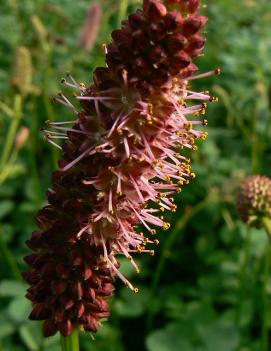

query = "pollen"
[162,222,171,230]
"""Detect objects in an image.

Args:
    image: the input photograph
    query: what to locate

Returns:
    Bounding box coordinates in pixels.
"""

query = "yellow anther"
[80,82,85,87]
[201,132,208,140]
[163,222,171,230]
[154,239,160,245]
[160,207,165,212]
[210,96,219,102]
[192,145,198,151]
[97,192,105,200]
[185,122,192,130]
[150,229,156,235]
[159,162,165,169]
[136,268,141,274]
[203,119,208,126]
[191,172,196,179]
[134,287,139,293]
[150,250,155,256]
[72,92,78,97]
[117,129,123,136]
[215,68,221,75]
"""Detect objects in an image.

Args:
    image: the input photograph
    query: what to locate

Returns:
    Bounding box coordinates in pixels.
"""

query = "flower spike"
[24,0,217,337]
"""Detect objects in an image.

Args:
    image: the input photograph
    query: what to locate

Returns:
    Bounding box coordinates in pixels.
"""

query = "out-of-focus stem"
[261,217,271,351]
[235,226,251,326]
[262,217,271,242]
[60,328,80,351]
[0,95,22,171]
[118,0,129,27]
[261,243,270,351]
[0,230,22,281]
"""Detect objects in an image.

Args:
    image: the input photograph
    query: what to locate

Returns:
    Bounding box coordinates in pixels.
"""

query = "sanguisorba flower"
[24,0,219,337]
[237,175,271,228]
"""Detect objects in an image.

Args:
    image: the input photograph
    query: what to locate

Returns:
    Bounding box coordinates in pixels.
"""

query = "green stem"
[260,217,271,351]
[118,0,129,27]
[235,226,251,326]
[0,95,22,171]
[262,217,271,242]
[261,243,270,351]
[0,230,22,281]
[60,329,80,351]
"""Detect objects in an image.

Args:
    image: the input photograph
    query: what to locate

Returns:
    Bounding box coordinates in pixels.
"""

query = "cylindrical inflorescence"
[237,175,271,228]
[24,0,218,336]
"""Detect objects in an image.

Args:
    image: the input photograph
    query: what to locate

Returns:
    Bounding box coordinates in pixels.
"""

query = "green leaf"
[114,286,150,318]
[0,280,27,297]
[0,320,15,338]
[146,323,194,351]
[198,319,240,351]
[0,200,13,220]
[8,297,31,323]
[19,325,40,351]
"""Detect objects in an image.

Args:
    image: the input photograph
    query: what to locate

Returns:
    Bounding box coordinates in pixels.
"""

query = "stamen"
[61,146,96,172]
[188,69,221,81]
[44,134,62,150]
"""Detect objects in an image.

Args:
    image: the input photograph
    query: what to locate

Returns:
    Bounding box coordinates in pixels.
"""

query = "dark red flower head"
[24,0,217,337]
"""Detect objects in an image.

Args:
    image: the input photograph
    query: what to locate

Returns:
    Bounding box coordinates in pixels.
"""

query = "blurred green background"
[0,0,271,350]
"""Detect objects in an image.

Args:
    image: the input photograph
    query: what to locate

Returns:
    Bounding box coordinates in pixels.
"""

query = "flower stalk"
[60,328,80,351]
[262,217,271,242]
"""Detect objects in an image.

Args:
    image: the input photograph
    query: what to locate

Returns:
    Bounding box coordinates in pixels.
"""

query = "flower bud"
[237,175,271,228]
[143,0,167,22]
[182,14,208,36]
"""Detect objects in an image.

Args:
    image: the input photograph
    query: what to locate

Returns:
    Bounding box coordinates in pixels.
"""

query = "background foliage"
[0,0,271,350]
